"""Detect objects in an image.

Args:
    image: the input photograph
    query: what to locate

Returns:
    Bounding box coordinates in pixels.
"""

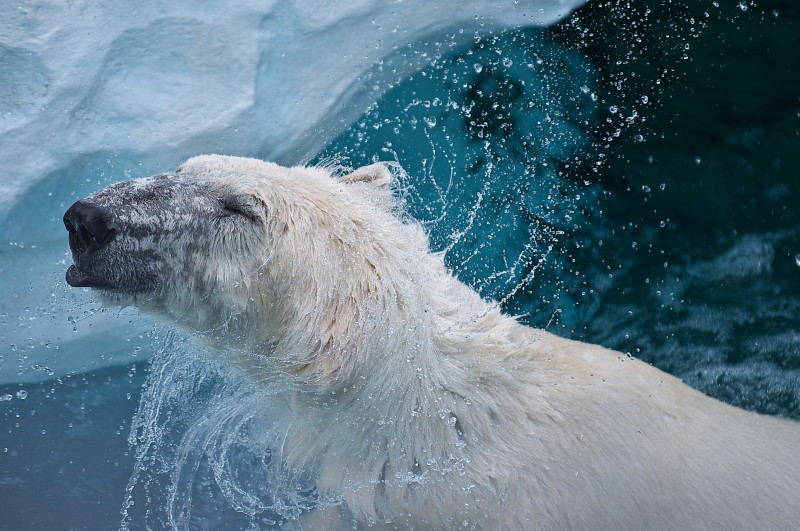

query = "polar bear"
[64,155,799,529]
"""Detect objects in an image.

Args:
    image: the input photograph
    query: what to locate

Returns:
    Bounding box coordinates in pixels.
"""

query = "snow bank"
[0,0,585,383]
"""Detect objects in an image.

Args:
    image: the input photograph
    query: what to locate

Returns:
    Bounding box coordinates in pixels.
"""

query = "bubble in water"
[795,254,800,267]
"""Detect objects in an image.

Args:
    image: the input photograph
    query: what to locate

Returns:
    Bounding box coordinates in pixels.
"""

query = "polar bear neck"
[214,170,559,524]
[232,168,517,392]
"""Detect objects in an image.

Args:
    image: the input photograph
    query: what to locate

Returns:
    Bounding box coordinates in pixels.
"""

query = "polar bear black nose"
[63,201,116,255]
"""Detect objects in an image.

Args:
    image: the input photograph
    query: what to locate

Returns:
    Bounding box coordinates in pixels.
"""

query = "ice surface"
[0,0,586,384]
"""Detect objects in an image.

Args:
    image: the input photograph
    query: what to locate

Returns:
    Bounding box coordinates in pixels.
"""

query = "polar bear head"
[64,155,408,381]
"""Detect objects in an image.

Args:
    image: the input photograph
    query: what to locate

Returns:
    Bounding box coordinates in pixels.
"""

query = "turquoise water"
[2,2,798,529]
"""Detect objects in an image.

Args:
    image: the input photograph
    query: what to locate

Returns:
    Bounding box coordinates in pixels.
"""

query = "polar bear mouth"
[65,263,117,290]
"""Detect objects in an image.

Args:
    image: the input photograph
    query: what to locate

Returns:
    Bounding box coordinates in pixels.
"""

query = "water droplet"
[473,63,483,73]
[609,105,619,114]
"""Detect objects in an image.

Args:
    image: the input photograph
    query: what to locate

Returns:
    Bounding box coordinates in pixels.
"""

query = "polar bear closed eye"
[65,155,800,530]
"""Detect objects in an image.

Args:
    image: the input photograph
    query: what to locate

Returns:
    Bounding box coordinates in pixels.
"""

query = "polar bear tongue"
[66,264,116,290]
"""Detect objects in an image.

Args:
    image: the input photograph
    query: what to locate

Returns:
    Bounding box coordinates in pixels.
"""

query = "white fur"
[89,155,800,529]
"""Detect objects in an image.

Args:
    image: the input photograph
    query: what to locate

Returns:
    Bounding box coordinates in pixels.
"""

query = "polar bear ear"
[339,163,392,189]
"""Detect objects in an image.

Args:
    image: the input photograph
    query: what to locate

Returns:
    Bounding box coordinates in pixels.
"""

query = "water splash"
[120,332,330,529]
[319,28,603,332]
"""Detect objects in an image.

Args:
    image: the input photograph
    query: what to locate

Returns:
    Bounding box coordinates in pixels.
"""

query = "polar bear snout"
[64,201,116,256]
[64,200,122,290]
[63,171,248,298]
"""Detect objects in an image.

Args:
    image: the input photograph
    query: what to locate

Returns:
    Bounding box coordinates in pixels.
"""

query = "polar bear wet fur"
[65,155,799,529]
